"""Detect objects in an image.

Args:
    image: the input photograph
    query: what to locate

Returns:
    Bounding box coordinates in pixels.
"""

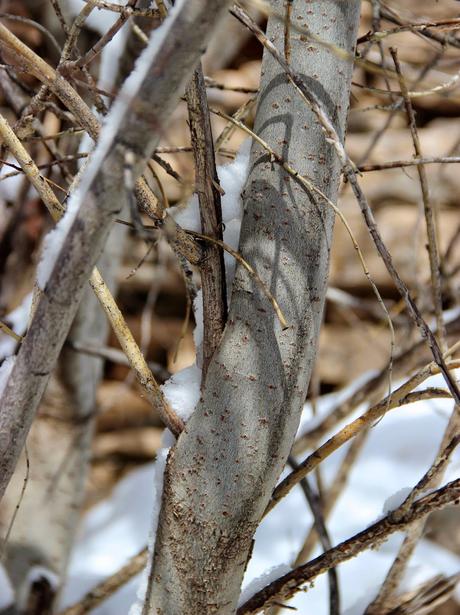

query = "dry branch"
[0,0,231,501]
[186,65,227,377]
[238,478,460,614]
[144,2,361,612]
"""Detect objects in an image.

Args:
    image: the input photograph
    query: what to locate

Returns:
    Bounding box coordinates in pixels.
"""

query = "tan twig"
[294,428,369,566]
[58,547,148,615]
[378,0,460,50]
[188,230,288,329]
[0,13,61,54]
[267,359,458,513]
[283,0,293,64]
[204,76,258,94]
[0,112,184,436]
[81,0,158,15]
[238,477,460,614]
[293,316,460,454]
[391,48,446,355]
[215,95,256,152]
[358,156,460,172]
[49,0,69,34]
[345,165,460,406]
[0,321,22,343]
[73,0,139,69]
[0,21,202,266]
[288,456,339,615]
[366,413,460,614]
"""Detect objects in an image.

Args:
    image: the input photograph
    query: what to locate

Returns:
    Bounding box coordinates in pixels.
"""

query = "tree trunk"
[146,1,361,614]
[0,0,231,502]
[0,219,127,612]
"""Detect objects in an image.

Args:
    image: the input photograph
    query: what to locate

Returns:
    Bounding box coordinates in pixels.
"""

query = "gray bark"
[146,1,361,614]
[0,0,231,501]
[0,26,134,604]
[0,208,127,612]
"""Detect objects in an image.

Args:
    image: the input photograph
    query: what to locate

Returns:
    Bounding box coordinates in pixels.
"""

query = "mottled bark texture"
[146,2,361,614]
[0,18,135,605]
[186,65,227,377]
[0,0,231,501]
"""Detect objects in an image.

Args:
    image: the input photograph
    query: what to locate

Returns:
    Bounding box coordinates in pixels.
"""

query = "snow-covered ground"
[53,366,460,614]
[0,6,458,611]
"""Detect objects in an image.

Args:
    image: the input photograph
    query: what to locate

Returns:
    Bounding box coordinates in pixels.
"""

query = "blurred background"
[0,1,459,612]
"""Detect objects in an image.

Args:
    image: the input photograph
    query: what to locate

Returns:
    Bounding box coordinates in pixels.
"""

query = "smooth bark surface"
[0,0,231,501]
[147,2,361,614]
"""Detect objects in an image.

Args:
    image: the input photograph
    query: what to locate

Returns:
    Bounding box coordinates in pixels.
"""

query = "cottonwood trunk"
[146,1,361,614]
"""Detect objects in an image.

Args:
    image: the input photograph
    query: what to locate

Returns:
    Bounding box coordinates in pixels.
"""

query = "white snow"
[98,25,129,95]
[169,140,252,364]
[171,139,251,233]
[170,193,201,233]
[128,438,170,615]
[193,289,204,366]
[0,565,14,609]
[219,139,251,223]
[0,292,32,360]
[16,567,60,609]
[0,158,38,203]
[36,194,81,289]
[382,487,412,515]
[238,564,292,607]
[161,364,201,422]
[0,356,15,396]
[170,139,252,287]
[66,0,122,35]
[51,364,460,614]
[58,430,172,614]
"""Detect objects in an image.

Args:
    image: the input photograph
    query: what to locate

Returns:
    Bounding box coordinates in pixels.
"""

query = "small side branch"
[238,478,460,614]
[186,65,227,377]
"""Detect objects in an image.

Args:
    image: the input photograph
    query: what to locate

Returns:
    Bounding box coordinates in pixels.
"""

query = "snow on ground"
[53,368,460,613]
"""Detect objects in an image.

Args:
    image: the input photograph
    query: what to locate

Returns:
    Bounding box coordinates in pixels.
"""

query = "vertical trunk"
[146,1,361,614]
[0,0,231,504]
[0,220,126,612]
[0,0,232,609]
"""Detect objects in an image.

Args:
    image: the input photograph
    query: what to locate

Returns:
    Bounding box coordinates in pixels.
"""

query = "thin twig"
[288,456,339,615]
[187,230,288,329]
[294,429,369,566]
[186,65,227,377]
[267,358,458,513]
[358,156,460,172]
[58,547,148,615]
[390,47,446,352]
[0,112,184,436]
[238,478,460,614]
[0,20,202,266]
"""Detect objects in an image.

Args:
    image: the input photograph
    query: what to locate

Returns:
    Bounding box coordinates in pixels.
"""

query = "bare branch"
[0,0,231,501]
[186,65,227,377]
[238,478,460,614]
